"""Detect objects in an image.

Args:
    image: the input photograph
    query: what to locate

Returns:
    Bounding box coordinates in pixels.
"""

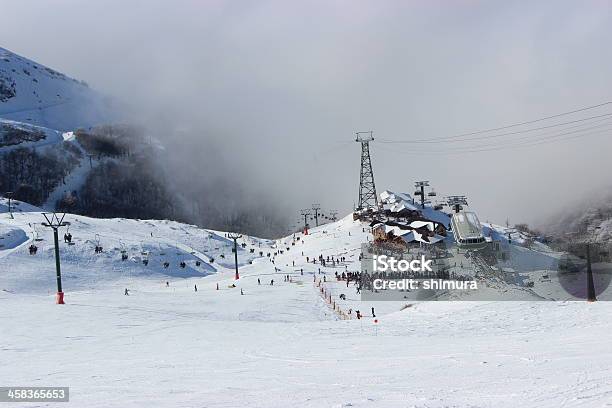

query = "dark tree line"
[0,124,45,147]
[2,122,291,238]
[58,157,178,221]
[0,146,81,205]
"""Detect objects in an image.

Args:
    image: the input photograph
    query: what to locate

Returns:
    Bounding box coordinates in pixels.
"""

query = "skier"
[166,281,169,287]
[241,288,244,295]
[124,288,129,296]
[258,278,261,285]
[270,279,274,286]
[194,284,198,292]
[371,307,376,318]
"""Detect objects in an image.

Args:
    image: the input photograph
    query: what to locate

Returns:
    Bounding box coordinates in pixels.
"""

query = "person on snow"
[258,278,261,285]
[194,284,198,292]
[124,288,129,296]
[371,307,376,318]
[241,288,244,295]
[270,279,274,286]
[166,281,169,287]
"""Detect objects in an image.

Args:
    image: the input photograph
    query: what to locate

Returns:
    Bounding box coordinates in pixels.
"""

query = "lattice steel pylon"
[355,131,378,210]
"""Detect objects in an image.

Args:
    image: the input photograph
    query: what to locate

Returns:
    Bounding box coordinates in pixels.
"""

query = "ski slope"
[1,201,611,407]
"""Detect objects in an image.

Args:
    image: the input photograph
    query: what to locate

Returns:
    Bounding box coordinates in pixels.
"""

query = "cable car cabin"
[451,211,487,250]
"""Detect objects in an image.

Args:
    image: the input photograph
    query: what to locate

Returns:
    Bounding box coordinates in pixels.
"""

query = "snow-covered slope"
[0,47,117,130]
[1,201,611,407]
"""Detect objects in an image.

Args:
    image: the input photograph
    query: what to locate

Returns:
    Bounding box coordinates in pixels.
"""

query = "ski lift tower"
[355,131,378,211]
[312,204,321,227]
[5,191,14,219]
[447,195,468,213]
[41,212,69,304]
[413,181,430,209]
[300,209,311,234]
[228,232,242,280]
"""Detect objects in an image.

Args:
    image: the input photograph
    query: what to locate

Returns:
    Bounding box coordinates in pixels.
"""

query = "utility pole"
[5,191,14,219]
[355,131,378,210]
[41,212,69,304]
[228,232,242,280]
[312,204,321,227]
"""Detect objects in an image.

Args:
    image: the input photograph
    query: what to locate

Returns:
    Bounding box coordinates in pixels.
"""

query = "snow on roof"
[380,189,450,228]
[397,230,445,244]
[409,220,434,231]
[379,190,420,212]
[421,207,451,229]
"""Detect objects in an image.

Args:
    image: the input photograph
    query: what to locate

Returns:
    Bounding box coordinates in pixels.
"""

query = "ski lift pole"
[586,226,601,302]
[228,232,242,280]
[42,212,68,304]
[5,191,14,219]
[586,243,596,302]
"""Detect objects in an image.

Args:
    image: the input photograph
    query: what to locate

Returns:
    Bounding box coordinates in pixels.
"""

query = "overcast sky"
[2,0,612,228]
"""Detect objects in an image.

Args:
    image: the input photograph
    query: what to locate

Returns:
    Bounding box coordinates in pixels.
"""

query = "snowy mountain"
[0,46,117,130]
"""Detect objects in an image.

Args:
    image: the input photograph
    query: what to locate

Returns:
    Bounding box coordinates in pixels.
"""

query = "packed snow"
[1,198,612,407]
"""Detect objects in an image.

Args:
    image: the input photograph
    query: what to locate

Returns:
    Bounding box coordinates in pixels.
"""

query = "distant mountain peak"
[0,46,118,130]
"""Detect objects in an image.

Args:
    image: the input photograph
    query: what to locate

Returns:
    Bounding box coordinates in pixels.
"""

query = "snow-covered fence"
[314,277,351,320]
